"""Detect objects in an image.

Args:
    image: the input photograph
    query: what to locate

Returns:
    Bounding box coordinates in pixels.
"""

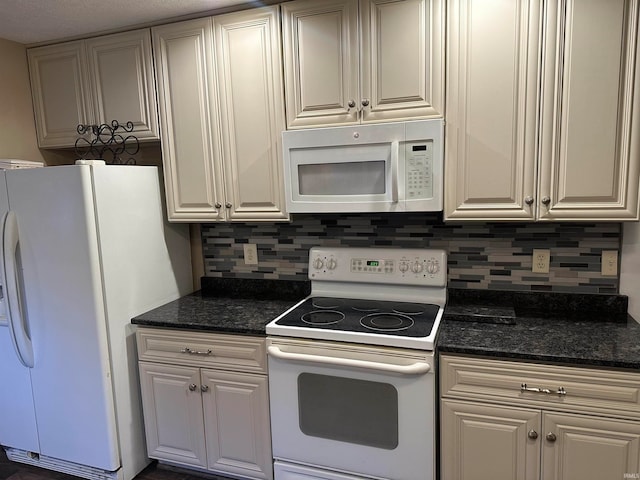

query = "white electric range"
[266,246,446,480]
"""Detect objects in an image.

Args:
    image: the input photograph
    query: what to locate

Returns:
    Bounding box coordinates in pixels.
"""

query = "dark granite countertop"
[131,278,309,336]
[438,289,640,370]
[132,280,640,371]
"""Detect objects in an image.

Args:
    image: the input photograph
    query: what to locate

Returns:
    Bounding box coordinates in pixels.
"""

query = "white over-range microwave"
[282,119,444,213]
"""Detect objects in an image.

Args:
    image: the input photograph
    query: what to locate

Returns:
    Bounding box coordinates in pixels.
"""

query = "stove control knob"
[312,258,324,270]
[327,258,337,270]
[411,261,424,273]
[427,260,440,274]
[399,261,409,273]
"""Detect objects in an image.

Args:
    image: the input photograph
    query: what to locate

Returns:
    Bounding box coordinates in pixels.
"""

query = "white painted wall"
[621,222,640,322]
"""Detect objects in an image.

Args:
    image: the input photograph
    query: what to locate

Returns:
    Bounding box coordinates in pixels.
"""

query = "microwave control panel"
[405,141,434,200]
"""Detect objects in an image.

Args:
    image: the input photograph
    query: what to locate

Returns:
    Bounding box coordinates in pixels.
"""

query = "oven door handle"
[267,345,430,375]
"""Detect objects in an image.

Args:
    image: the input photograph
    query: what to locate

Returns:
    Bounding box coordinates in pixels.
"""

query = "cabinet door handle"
[527,430,539,440]
[361,99,370,107]
[541,196,551,206]
[521,383,567,396]
[348,99,356,108]
[215,202,222,209]
[546,432,557,442]
[524,196,534,206]
[201,385,209,393]
[188,384,197,391]
[225,202,232,208]
[181,347,213,356]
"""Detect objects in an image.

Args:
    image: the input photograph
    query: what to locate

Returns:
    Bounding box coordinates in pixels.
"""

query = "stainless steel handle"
[361,99,370,107]
[225,202,232,208]
[546,432,557,442]
[521,383,567,396]
[181,347,213,356]
[267,345,430,375]
[189,384,197,391]
[390,141,399,203]
[1,211,34,368]
[215,202,222,209]
[528,430,539,440]
[541,196,551,206]
[201,385,209,393]
[524,196,534,206]
[348,100,356,108]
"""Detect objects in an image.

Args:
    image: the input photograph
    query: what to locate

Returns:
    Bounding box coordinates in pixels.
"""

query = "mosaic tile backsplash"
[201,213,622,294]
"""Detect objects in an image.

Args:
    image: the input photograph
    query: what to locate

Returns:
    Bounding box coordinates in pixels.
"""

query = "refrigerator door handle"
[1,211,34,368]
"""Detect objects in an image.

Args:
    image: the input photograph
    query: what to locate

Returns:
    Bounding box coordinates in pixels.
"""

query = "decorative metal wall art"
[74,120,140,164]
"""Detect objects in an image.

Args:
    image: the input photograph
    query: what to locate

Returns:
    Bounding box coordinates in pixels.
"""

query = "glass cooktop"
[274,296,441,338]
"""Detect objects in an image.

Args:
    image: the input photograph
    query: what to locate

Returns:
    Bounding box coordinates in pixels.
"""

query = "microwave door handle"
[390,141,399,203]
[267,345,430,375]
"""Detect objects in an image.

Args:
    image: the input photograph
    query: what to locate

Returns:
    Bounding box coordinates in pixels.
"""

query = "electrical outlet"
[532,249,550,273]
[601,250,618,276]
[243,244,258,265]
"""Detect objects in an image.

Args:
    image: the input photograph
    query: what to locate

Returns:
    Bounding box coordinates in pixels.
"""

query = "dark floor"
[0,449,234,480]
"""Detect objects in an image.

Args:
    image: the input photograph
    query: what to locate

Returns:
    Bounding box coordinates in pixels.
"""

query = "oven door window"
[297,373,398,450]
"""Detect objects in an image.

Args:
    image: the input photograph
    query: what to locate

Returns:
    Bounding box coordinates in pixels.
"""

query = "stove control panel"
[309,247,446,287]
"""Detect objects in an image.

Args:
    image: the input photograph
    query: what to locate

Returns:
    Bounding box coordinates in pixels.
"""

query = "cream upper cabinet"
[153,18,225,222]
[440,355,640,480]
[28,29,159,149]
[537,0,640,220]
[445,0,640,221]
[213,7,288,221]
[445,0,543,221]
[154,8,288,222]
[282,0,444,128]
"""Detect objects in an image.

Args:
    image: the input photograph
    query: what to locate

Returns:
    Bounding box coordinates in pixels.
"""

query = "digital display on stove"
[366,260,380,267]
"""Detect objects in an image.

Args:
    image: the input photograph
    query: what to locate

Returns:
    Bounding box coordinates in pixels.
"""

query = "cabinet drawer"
[136,327,266,374]
[441,355,640,418]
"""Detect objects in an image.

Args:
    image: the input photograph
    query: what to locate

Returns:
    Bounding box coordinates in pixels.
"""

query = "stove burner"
[360,313,415,332]
[392,303,426,315]
[312,297,344,309]
[301,310,345,325]
[351,300,383,312]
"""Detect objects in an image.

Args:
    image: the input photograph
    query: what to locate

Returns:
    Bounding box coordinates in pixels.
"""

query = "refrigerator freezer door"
[0,171,40,453]
[5,166,119,470]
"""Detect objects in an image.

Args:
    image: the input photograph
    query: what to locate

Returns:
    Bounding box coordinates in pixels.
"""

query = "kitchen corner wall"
[201,213,621,294]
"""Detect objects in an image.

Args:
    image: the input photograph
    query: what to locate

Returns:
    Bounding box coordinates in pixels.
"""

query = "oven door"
[266,337,435,480]
[283,123,406,213]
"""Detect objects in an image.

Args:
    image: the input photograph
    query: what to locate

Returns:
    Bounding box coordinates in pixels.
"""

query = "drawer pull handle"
[521,383,567,396]
[181,347,213,356]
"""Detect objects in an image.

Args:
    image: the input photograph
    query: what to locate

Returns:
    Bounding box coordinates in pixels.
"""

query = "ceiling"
[0,0,261,45]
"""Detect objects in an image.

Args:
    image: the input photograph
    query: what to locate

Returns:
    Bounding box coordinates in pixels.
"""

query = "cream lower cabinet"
[281,0,444,128]
[440,355,640,480]
[445,0,640,221]
[136,328,273,480]
[27,29,158,148]
[153,7,288,222]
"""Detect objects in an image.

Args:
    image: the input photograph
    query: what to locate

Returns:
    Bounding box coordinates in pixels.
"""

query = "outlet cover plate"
[601,250,618,276]
[532,249,550,274]
[243,244,258,265]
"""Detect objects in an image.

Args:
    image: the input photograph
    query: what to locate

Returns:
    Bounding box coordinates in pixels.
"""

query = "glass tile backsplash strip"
[201,213,621,294]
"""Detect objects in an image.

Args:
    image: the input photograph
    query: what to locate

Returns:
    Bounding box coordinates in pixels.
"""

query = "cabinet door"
[85,29,159,142]
[138,362,207,468]
[201,369,273,480]
[542,412,640,480]
[360,0,444,123]
[538,0,640,220]
[153,18,226,222]
[214,7,289,221]
[444,0,541,220]
[441,400,540,480]
[28,41,92,148]
[282,0,360,128]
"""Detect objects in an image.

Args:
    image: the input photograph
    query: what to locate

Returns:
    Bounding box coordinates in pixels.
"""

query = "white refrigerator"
[0,163,192,480]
